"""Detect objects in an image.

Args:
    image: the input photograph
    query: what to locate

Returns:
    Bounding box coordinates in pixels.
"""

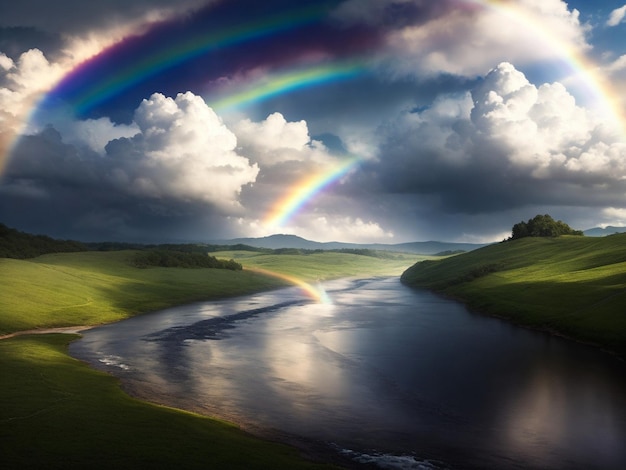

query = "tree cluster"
[510,214,583,240]
[0,223,87,259]
[130,250,242,270]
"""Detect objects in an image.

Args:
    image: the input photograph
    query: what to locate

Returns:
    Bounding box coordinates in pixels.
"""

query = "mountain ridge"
[583,226,626,237]
[213,233,487,255]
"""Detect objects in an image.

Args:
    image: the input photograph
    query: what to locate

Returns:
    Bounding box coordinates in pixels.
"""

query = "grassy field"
[0,250,425,335]
[213,250,422,281]
[0,251,277,335]
[1,248,426,469]
[401,234,626,356]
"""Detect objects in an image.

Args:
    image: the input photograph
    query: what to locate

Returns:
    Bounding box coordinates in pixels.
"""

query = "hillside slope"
[0,250,427,335]
[401,234,626,356]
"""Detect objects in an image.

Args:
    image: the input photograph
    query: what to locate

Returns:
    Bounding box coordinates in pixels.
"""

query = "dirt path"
[0,326,93,340]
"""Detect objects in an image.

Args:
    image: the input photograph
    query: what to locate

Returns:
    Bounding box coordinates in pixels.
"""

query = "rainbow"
[247,267,331,304]
[468,0,625,134]
[4,0,625,180]
[207,61,365,112]
[265,156,360,228]
[26,0,626,132]
[43,4,328,117]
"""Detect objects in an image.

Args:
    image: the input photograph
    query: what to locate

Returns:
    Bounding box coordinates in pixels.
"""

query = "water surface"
[70,277,626,469]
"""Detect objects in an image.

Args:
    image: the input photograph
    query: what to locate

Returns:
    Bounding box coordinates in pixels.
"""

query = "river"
[70,277,626,469]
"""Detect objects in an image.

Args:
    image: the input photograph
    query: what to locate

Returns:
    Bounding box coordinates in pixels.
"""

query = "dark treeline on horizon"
[130,250,242,270]
[1,222,413,260]
[0,223,88,259]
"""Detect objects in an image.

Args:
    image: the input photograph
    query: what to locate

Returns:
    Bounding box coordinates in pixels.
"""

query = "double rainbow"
[3,0,625,219]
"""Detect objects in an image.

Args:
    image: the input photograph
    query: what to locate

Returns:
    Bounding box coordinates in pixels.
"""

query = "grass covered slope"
[0,334,338,470]
[0,251,285,335]
[0,249,427,335]
[213,250,424,281]
[401,234,626,356]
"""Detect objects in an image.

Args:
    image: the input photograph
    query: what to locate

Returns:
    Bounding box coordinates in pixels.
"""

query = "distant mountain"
[584,226,626,237]
[215,234,487,255]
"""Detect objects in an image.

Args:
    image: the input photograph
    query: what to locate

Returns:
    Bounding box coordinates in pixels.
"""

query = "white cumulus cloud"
[350,0,590,78]
[607,5,626,26]
[241,215,394,244]
[232,112,324,165]
[105,92,259,209]
[0,49,64,125]
[376,62,626,213]
[0,49,67,171]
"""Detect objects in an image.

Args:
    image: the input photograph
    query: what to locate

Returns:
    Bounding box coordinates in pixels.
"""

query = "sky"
[1,0,625,244]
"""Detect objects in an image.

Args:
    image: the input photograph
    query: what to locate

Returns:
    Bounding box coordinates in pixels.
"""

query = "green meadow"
[0,250,425,335]
[401,234,626,356]
[1,249,427,469]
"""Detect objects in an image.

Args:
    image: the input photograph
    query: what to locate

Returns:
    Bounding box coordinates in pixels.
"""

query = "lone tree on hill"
[510,214,583,240]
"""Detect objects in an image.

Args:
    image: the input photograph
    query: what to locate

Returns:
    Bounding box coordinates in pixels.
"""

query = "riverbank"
[2,250,425,469]
[0,333,347,469]
[401,235,626,358]
[70,276,626,470]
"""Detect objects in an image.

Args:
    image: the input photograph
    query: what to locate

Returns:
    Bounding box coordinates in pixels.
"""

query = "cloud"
[240,214,394,244]
[0,1,209,37]
[607,5,626,27]
[0,49,67,170]
[0,26,64,61]
[0,1,211,83]
[297,216,394,243]
[1,91,261,239]
[340,0,590,78]
[106,92,259,209]
[233,112,322,165]
[3,90,393,243]
[373,62,626,215]
[606,54,626,74]
[0,49,64,122]
[601,207,626,225]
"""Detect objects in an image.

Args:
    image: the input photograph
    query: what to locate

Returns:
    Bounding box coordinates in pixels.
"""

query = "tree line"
[0,223,87,259]
[0,223,241,270]
[129,250,242,270]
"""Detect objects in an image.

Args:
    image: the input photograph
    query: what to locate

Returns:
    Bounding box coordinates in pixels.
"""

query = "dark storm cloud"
[333,0,470,29]
[0,92,260,241]
[0,27,64,60]
[0,0,209,36]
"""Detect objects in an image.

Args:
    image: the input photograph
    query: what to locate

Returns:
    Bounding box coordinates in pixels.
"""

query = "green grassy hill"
[401,234,626,356]
[0,250,426,335]
[0,251,283,335]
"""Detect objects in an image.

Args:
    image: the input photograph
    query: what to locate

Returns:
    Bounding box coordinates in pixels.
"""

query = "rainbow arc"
[247,267,331,304]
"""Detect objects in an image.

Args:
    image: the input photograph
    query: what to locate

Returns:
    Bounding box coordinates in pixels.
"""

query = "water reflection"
[499,344,626,468]
[70,277,626,470]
